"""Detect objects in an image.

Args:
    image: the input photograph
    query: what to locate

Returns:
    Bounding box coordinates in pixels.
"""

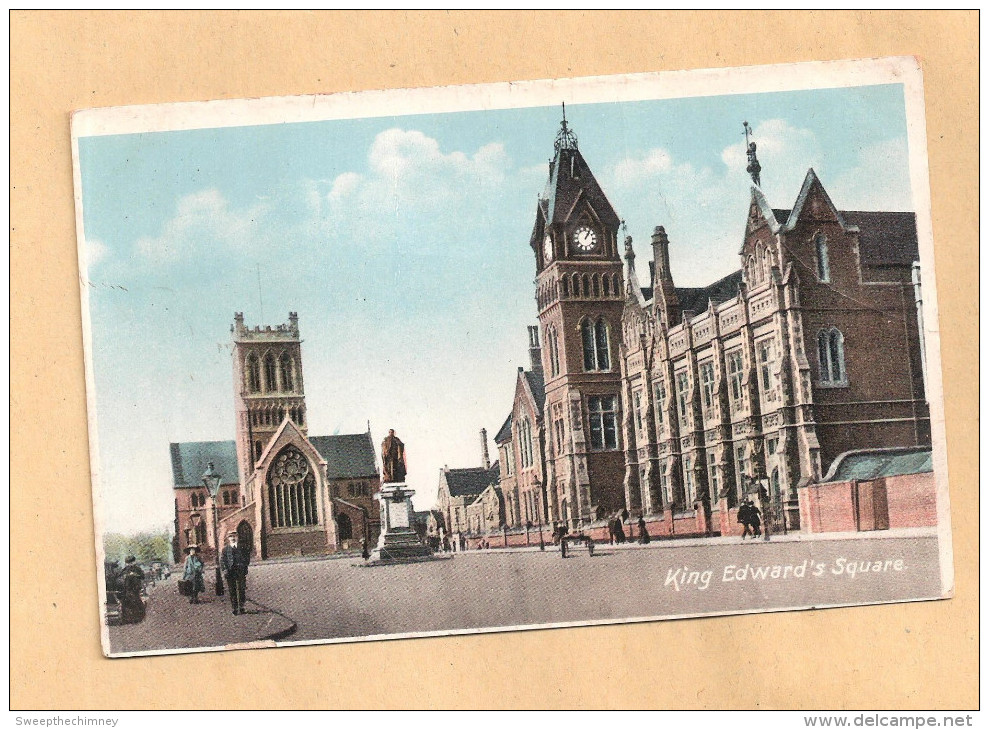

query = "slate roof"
[523,369,546,410]
[825,447,932,482]
[675,270,745,314]
[532,145,621,246]
[170,432,377,488]
[494,413,513,444]
[308,433,378,479]
[843,211,919,267]
[444,465,499,499]
[772,208,918,267]
[170,440,241,488]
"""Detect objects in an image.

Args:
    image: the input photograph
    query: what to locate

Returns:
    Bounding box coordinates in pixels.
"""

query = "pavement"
[105,576,296,656]
[106,528,945,655]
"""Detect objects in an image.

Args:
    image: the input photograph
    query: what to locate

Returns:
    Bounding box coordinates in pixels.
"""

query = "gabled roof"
[770,209,918,268]
[170,440,241,488]
[522,369,546,411]
[843,211,919,267]
[170,431,377,489]
[675,270,744,315]
[824,447,932,482]
[494,413,513,444]
[533,145,620,243]
[309,432,378,479]
[444,465,499,499]
[781,169,853,232]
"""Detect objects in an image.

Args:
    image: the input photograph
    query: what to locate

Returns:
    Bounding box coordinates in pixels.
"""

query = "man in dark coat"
[221,532,250,615]
[738,500,753,539]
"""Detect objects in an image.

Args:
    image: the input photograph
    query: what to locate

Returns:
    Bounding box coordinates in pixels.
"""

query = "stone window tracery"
[267,446,319,528]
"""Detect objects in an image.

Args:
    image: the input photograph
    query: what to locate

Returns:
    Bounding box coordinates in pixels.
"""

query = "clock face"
[543,234,553,262]
[574,226,598,252]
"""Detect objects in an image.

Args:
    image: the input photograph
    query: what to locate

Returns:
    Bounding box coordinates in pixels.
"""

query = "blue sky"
[78,83,914,535]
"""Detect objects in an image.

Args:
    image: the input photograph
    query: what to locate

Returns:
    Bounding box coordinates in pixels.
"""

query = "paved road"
[106,577,296,656]
[245,532,944,645]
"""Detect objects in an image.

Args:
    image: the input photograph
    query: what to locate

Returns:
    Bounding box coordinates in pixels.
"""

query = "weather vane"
[743,121,761,187]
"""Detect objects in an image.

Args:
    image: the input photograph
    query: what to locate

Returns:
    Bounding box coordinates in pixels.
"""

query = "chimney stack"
[651,226,672,282]
[527,325,543,373]
[480,428,490,470]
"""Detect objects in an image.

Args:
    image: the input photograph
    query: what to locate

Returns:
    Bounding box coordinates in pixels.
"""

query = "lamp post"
[202,462,224,595]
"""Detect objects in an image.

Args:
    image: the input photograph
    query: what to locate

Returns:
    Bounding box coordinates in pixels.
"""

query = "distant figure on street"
[749,500,763,537]
[221,532,250,615]
[613,515,627,544]
[380,429,407,483]
[738,500,752,539]
[637,515,651,544]
[607,519,616,545]
[182,545,205,604]
[361,538,370,561]
[119,556,146,624]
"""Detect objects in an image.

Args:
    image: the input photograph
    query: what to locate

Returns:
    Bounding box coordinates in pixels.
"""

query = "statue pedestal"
[369,483,433,562]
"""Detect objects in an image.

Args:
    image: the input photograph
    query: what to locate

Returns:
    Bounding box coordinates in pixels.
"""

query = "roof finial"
[554,102,578,153]
[743,121,761,187]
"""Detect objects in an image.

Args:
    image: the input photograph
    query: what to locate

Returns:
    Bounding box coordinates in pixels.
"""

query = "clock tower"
[530,112,627,527]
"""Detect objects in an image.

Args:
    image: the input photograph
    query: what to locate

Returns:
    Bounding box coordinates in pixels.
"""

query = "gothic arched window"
[594,318,611,371]
[581,317,611,371]
[546,325,560,377]
[561,277,570,298]
[602,275,611,296]
[279,352,294,392]
[263,352,277,392]
[815,234,831,282]
[246,354,261,393]
[592,273,600,298]
[267,445,319,528]
[817,327,847,385]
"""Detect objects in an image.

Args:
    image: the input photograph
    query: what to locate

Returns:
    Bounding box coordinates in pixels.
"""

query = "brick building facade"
[484,117,930,539]
[171,313,380,561]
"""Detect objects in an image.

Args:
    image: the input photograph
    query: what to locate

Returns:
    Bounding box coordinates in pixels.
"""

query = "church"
[171,313,381,562]
[488,115,931,541]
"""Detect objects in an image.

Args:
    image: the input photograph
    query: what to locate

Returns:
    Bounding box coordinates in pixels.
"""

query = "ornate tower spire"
[554,102,579,153]
[743,121,762,187]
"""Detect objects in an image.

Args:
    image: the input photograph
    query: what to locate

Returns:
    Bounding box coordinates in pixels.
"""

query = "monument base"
[366,482,435,564]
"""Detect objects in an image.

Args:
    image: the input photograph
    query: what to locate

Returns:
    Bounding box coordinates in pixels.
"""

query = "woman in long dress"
[183,545,206,604]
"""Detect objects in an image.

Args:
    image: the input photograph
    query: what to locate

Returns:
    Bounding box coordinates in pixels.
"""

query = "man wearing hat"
[220,532,250,615]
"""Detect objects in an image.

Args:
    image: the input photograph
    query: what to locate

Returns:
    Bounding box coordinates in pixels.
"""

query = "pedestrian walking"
[749,500,763,537]
[613,515,627,544]
[182,545,206,604]
[738,500,753,539]
[637,515,651,544]
[119,556,146,624]
[221,532,250,615]
[361,538,370,561]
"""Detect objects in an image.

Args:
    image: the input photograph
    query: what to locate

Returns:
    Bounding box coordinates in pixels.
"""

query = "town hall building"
[485,115,930,541]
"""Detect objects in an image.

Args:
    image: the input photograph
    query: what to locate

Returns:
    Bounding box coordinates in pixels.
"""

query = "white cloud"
[829,137,913,211]
[135,188,269,265]
[612,147,673,184]
[85,237,109,270]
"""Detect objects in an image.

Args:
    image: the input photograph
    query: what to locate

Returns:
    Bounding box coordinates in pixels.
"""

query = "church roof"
[170,432,377,488]
[772,208,918,267]
[444,465,499,498]
[494,413,513,444]
[309,433,378,479]
[675,270,745,315]
[523,369,546,411]
[170,440,241,488]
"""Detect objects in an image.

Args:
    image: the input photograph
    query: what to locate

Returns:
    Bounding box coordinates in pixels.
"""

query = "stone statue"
[381,429,407,483]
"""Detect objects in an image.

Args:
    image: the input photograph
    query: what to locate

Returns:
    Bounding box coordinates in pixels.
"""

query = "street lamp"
[202,462,225,595]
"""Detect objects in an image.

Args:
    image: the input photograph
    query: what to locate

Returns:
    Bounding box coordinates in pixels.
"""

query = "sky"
[77,82,914,535]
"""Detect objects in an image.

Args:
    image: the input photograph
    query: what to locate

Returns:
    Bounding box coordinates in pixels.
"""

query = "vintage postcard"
[72,56,952,658]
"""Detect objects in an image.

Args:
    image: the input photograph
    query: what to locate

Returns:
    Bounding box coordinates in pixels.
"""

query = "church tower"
[530,111,627,526]
[231,312,308,488]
